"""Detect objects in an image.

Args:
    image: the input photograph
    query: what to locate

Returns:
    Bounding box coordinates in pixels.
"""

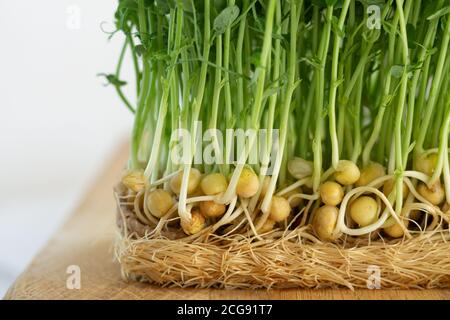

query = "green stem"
[261,0,300,214]
[394,0,409,215]
[312,6,333,191]
[328,0,351,168]
[250,0,276,128]
[415,12,450,155]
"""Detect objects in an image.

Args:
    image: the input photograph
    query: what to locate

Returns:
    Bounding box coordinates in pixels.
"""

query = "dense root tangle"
[114,179,450,289]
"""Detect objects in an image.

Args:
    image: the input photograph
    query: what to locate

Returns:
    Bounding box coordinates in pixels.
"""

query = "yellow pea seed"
[288,157,314,179]
[199,201,226,218]
[334,160,360,185]
[170,168,201,195]
[122,169,147,192]
[146,189,174,218]
[259,176,271,199]
[384,220,408,238]
[349,196,378,227]
[312,205,339,242]
[415,153,438,176]
[236,167,260,198]
[200,173,228,195]
[356,162,386,187]
[319,181,344,206]
[259,219,276,234]
[418,182,445,205]
[383,179,409,200]
[282,185,303,207]
[269,196,291,222]
[180,209,206,235]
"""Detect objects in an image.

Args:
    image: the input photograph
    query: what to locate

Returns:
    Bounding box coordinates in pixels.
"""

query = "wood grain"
[4,143,450,300]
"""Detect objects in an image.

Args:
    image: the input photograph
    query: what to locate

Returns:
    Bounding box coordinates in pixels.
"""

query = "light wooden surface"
[4,143,450,300]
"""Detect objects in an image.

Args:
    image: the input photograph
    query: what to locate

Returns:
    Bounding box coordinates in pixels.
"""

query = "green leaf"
[214,5,240,35]
[117,0,137,11]
[362,29,380,43]
[331,16,345,37]
[426,47,438,57]
[155,0,174,15]
[298,56,322,69]
[98,74,127,87]
[390,65,404,78]
[249,50,261,67]
[407,62,424,73]
[262,86,282,100]
[427,6,450,20]
[226,115,236,129]
[381,94,393,108]
[135,44,146,57]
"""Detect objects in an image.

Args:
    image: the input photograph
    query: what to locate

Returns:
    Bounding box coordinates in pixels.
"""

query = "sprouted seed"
[282,185,303,207]
[180,208,206,235]
[170,168,201,195]
[199,200,226,218]
[418,182,445,206]
[108,0,450,256]
[319,181,344,206]
[384,220,408,238]
[201,173,228,195]
[236,167,260,198]
[334,160,360,186]
[349,196,378,227]
[383,179,409,200]
[415,153,439,177]
[259,218,276,234]
[121,170,147,192]
[146,189,174,218]
[356,163,386,187]
[313,205,339,242]
[269,196,291,222]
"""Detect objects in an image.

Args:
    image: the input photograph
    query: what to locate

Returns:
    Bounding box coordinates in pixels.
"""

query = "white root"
[211,196,239,232]
[287,193,319,202]
[177,165,194,223]
[148,204,179,237]
[242,199,264,241]
[403,177,438,209]
[404,170,430,184]
[150,169,182,189]
[248,165,270,214]
[333,186,411,238]
[138,190,158,225]
[276,177,311,196]
[186,194,219,204]
[220,135,258,204]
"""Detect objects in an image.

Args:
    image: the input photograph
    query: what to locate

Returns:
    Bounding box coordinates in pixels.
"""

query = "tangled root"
[114,185,450,289]
[115,227,450,289]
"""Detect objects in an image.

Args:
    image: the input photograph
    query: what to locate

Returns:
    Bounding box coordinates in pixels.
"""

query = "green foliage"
[213,5,240,34]
[102,0,450,190]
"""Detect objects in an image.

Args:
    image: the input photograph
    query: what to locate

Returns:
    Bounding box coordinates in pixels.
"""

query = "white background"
[0,1,134,296]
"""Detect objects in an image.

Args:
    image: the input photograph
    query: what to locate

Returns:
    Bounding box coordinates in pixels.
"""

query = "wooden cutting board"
[4,143,450,300]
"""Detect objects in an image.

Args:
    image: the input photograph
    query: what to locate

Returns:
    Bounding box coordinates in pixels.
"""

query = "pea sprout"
[107,0,450,241]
